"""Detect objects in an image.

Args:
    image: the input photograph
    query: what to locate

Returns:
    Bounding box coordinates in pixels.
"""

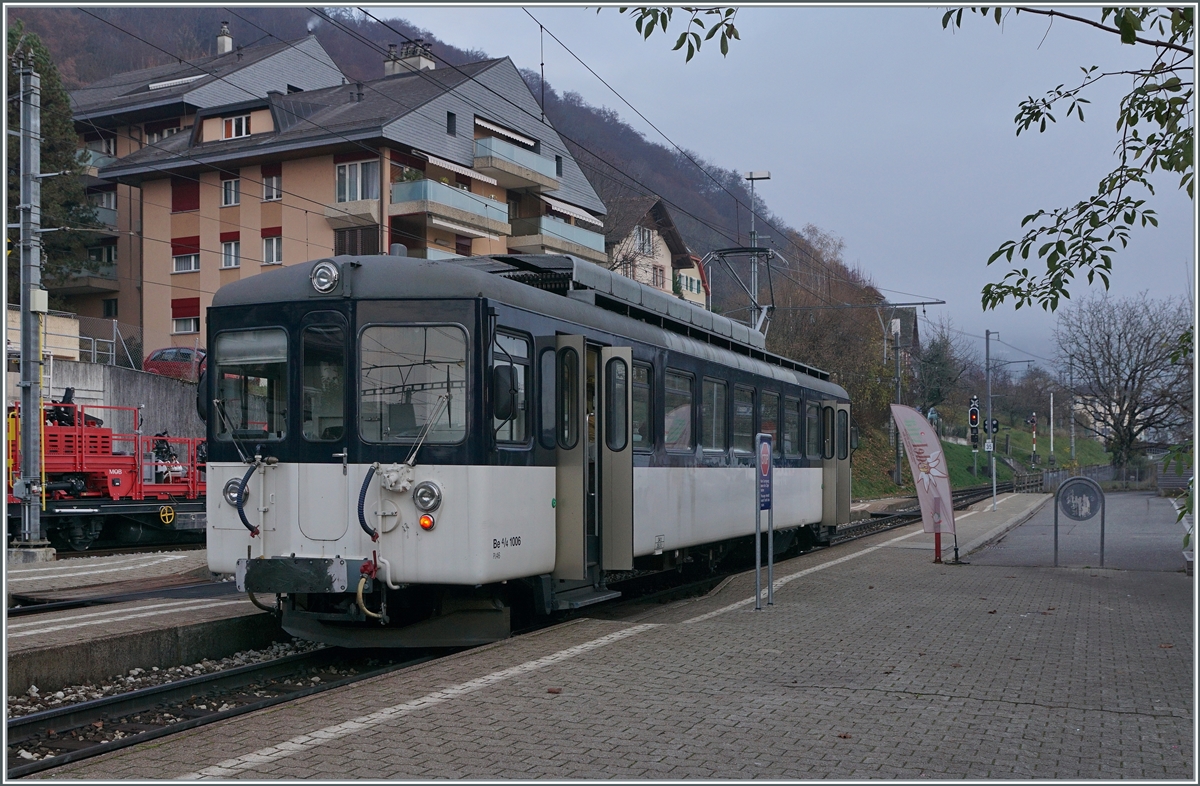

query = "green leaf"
[720,33,729,56]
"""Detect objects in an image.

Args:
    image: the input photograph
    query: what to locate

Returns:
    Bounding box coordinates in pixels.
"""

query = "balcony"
[473,136,558,191]
[47,263,119,296]
[78,148,117,173]
[389,179,510,238]
[91,206,118,228]
[507,215,607,264]
[404,247,462,261]
[324,199,380,230]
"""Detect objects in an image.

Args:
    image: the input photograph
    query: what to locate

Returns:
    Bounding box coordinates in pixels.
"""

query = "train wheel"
[49,516,103,551]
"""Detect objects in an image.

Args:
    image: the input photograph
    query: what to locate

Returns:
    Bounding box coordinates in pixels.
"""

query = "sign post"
[755,433,773,609]
[1054,476,1105,568]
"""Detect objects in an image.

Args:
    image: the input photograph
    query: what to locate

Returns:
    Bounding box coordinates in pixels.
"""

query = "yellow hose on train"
[356,576,382,619]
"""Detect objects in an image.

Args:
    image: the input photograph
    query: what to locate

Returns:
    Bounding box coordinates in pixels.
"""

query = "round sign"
[1058,478,1101,521]
[158,505,176,526]
[759,441,771,477]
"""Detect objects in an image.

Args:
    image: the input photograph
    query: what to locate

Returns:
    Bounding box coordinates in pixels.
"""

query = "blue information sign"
[756,434,773,511]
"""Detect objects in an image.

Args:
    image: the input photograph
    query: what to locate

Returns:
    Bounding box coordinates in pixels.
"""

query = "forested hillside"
[11,6,896,427]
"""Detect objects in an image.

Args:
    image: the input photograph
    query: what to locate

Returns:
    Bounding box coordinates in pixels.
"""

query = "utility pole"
[745,171,769,330]
[15,55,49,553]
[893,318,902,484]
[1069,364,1076,462]
[986,330,996,511]
[1049,392,1055,465]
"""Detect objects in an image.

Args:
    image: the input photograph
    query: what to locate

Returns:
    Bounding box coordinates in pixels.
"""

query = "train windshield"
[359,325,468,444]
[213,328,288,441]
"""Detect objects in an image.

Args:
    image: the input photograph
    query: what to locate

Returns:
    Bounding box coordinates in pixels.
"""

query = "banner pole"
[934,531,942,563]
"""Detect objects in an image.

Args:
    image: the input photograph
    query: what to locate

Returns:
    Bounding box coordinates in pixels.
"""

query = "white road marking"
[8,600,247,638]
[6,553,192,574]
[683,528,923,624]
[178,623,658,779]
[956,511,978,521]
[6,555,193,583]
[8,598,217,629]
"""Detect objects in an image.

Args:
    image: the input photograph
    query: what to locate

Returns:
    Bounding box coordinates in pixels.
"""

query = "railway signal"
[968,398,980,449]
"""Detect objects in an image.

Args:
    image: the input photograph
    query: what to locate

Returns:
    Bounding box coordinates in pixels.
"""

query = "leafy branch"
[944,7,1193,313]
[610,6,740,61]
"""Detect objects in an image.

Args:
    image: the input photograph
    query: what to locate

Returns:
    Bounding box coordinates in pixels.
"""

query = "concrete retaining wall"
[6,361,203,438]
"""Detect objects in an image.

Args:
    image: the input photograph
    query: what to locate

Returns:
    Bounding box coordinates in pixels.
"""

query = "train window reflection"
[733,386,755,453]
[761,392,780,457]
[783,398,801,456]
[558,348,579,450]
[492,331,529,444]
[539,348,556,449]
[359,325,468,444]
[837,409,849,461]
[823,406,835,460]
[700,379,726,451]
[605,358,627,452]
[806,402,821,458]
[302,324,345,442]
[631,362,653,450]
[664,370,693,451]
[214,328,288,442]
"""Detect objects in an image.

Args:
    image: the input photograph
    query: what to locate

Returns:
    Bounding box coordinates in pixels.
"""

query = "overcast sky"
[378,4,1195,374]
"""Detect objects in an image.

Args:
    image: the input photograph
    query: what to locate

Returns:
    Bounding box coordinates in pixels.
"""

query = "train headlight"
[419,514,435,531]
[412,481,442,512]
[222,478,246,506]
[310,260,340,293]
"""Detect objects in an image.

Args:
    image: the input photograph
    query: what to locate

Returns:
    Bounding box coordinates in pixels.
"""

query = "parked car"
[144,347,206,381]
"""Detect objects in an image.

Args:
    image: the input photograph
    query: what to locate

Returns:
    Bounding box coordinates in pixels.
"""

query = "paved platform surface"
[44,493,1193,780]
[6,550,210,604]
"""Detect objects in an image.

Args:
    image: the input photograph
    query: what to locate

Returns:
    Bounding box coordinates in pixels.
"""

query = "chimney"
[217,21,233,55]
[383,43,402,77]
[394,38,435,73]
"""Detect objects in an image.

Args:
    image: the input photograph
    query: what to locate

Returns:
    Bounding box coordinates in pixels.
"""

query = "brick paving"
[44,497,1193,780]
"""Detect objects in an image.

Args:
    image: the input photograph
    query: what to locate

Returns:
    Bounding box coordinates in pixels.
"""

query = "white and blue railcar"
[202,253,854,647]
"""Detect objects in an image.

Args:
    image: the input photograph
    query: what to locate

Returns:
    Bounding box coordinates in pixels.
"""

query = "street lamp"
[745,171,770,330]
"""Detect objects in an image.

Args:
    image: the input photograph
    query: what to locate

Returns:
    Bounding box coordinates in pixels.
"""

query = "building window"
[172,253,200,273]
[446,111,457,136]
[555,155,563,177]
[335,160,380,202]
[263,236,283,265]
[173,317,200,334]
[636,226,654,256]
[222,241,241,268]
[171,177,200,212]
[263,174,281,201]
[223,115,250,139]
[652,265,665,289]
[334,226,379,256]
[222,178,240,207]
[88,190,116,210]
[146,125,180,145]
[87,244,117,266]
[86,137,115,156]
[455,235,472,257]
[102,298,118,318]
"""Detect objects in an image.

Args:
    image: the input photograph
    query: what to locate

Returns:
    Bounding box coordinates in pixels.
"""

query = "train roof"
[211,253,847,397]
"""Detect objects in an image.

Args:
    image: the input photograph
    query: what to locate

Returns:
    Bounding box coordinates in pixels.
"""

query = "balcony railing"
[475,137,557,180]
[511,215,605,253]
[406,247,462,260]
[391,179,508,225]
[78,149,117,169]
[91,206,118,228]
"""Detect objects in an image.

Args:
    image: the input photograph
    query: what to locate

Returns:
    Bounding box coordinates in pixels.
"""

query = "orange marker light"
[419,514,435,531]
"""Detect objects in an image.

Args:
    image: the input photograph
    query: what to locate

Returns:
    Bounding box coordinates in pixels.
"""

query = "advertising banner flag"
[890,404,955,534]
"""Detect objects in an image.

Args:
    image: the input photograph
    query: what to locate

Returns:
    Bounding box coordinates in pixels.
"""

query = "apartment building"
[61,24,346,333]
[94,39,608,351]
[603,195,708,308]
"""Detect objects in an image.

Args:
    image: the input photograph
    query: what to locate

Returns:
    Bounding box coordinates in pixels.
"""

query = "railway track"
[6,647,439,779]
[53,543,205,561]
[830,482,1019,545]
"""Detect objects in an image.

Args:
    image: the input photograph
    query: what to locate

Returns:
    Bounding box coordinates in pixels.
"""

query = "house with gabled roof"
[602,195,708,309]
[82,36,608,351]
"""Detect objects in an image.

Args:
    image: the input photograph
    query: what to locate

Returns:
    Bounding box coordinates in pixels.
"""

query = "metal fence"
[1041,464,1116,493]
[7,305,142,370]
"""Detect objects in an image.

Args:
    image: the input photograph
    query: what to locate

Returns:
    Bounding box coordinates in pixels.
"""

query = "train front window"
[213,328,288,441]
[302,324,346,442]
[359,325,468,444]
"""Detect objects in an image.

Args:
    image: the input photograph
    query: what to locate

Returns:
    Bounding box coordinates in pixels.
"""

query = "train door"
[552,337,633,581]
[836,403,851,525]
[297,314,350,541]
[820,402,838,529]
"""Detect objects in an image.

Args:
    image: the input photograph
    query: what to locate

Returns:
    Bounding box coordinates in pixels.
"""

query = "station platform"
[6,550,283,696]
[46,492,1193,780]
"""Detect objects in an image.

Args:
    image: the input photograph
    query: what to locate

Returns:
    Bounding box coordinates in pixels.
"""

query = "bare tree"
[911,316,977,416]
[1056,292,1193,468]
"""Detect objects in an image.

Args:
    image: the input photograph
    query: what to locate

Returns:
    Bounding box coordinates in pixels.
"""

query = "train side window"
[632,362,653,450]
[557,347,579,450]
[605,357,628,451]
[301,324,346,441]
[663,369,693,452]
[700,378,727,451]
[492,331,530,445]
[837,409,849,461]
[783,397,801,456]
[761,392,780,457]
[806,402,821,458]
[822,405,835,460]
[539,348,556,449]
[733,386,755,453]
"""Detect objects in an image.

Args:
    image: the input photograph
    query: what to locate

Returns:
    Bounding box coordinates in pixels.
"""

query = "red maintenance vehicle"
[6,389,207,551]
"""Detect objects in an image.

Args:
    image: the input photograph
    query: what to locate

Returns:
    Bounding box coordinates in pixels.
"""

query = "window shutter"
[260,226,282,238]
[171,236,200,256]
[171,177,200,212]
[260,162,282,178]
[171,297,201,318]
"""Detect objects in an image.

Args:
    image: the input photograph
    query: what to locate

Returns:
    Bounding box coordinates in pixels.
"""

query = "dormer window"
[223,115,250,139]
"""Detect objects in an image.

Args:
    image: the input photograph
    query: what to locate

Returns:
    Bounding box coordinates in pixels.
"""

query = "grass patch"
[851,425,1017,500]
